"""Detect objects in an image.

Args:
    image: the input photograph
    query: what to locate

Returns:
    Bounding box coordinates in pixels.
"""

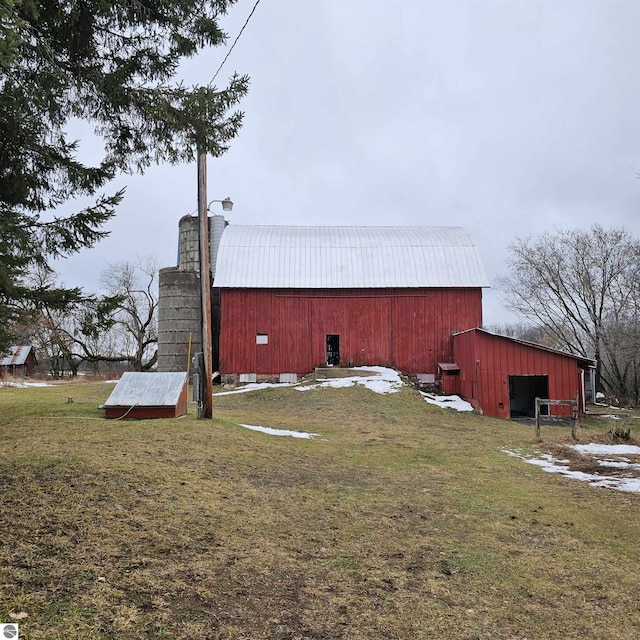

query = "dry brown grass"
[1,379,639,639]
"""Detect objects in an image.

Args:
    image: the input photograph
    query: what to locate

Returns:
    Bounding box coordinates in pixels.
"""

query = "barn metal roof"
[0,345,33,367]
[214,225,489,289]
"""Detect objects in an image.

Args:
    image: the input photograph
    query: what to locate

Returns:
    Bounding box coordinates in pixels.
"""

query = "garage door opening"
[509,375,548,418]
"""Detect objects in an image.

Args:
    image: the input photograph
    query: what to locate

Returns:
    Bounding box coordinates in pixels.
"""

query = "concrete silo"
[157,214,228,373]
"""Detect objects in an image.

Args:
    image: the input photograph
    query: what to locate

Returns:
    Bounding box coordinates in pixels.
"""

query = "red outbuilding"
[452,328,595,419]
[0,345,37,378]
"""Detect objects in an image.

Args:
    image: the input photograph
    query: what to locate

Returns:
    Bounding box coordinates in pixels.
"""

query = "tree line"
[500,224,640,405]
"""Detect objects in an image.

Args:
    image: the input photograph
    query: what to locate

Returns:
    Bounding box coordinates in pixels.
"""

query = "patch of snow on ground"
[0,381,53,388]
[238,424,318,439]
[598,459,640,471]
[214,382,298,396]
[572,443,640,456]
[504,447,640,493]
[420,392,474,412]
[296,367,404,395]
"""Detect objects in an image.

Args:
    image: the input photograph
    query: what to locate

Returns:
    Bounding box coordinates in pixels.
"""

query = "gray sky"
[53,0,640,326]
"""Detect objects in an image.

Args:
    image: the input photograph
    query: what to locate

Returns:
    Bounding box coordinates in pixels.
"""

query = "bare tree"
[498,225,640,400]
[12,267,85,377]
[483,322,552,345]
[18,259,158,375]
[99,257,159,372]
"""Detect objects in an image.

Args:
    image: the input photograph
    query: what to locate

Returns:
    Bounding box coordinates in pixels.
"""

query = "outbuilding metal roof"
[105,372,188,407]
[454,328,597,368]
[214,225,489,289]
[0,345,33,367]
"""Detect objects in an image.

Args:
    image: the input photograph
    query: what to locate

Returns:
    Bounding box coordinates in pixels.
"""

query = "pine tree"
[0,0,249,351]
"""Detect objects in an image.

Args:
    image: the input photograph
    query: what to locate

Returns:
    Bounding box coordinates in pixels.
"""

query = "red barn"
[452,328,594,419]
[213,225,489,380]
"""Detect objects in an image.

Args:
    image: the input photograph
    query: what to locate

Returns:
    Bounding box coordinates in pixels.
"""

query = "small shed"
[1,345,37,378]
[438,362,461,395]
[104,372,188,419]
[452,329,595,419]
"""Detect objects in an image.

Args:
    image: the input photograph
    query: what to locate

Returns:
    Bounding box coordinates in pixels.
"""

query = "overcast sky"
[53,0,640,326]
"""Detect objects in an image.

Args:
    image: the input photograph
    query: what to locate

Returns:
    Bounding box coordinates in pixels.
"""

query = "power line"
[209,0,261,87]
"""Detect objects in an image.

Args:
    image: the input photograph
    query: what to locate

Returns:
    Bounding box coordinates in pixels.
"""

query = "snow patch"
[238,424,318,439]
[296,367,403,395]
[504,445,640,494]
[0,381,53,388]
[572,443,640,456]
[598,459,640,471]
[420,392,474,412]
[214,382,298,396]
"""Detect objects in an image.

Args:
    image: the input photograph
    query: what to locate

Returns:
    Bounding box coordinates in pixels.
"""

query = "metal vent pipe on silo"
[209,214,228,280]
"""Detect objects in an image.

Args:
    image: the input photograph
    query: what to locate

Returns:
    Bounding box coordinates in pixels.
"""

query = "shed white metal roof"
[1,345,34,367]
[105,372,188,407]
[214,225,489,289]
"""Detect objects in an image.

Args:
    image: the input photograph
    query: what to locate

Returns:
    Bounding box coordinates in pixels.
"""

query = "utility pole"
[197,151,214,418]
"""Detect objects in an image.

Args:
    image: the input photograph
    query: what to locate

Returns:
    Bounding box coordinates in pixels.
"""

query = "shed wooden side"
[454,329,589,419]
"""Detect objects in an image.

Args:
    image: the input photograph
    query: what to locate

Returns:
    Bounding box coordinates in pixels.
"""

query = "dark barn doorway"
[326,334,340,366]
[509,375,548,418]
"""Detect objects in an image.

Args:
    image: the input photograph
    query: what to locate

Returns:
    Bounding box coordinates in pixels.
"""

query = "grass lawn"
[1,377,639,639]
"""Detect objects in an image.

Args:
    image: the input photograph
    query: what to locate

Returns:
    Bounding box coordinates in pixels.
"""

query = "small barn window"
[256,333,268,345]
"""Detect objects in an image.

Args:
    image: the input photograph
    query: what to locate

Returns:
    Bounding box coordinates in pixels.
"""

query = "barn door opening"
[509,375,548,418]
[326,334,340,366]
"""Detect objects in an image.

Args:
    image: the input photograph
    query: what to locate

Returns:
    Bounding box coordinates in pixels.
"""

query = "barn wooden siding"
[453,329,590,419]
[219,287,483,377]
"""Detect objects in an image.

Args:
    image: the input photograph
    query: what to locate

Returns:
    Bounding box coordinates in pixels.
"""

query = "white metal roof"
[214,225,489,289]
[105,372,187,407]
[1,345,33,367]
